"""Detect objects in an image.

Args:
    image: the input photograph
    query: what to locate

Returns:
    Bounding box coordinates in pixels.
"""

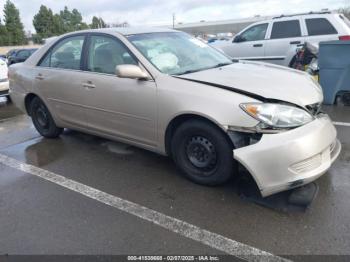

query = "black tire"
[289,56,297,68]
[29,97,63,138]
[6,95,11,103]
[341,93,350,106]
[171,120,237,186]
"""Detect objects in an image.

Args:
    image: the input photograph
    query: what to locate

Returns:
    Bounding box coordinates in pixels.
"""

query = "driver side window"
[240,23,268,42]
[87,35,137,75]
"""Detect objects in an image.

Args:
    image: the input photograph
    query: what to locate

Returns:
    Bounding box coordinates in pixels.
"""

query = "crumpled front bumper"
[233,114,341,197]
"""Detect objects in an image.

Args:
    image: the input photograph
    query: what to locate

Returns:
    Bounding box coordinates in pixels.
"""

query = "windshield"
[127,32,232,75]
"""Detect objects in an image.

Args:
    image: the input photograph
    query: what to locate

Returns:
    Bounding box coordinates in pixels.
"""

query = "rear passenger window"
[39,35,85,70]
[271,20,301,39]
[306,18,338,36]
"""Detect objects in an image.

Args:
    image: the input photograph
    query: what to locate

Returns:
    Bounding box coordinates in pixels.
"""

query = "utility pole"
[172,13,176,28]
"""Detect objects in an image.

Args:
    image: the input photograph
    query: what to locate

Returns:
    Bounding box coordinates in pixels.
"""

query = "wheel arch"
[24,93,46,116]
[164,113,232,156]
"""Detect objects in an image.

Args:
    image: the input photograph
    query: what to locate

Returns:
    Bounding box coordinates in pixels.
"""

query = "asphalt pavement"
[0,96,349,261]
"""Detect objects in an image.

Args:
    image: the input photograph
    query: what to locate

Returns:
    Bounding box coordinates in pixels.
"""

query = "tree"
[3,0,26,45]
[52,14,65,35]
[91,16,107,29]
[59,6,88,32]
[33,5,55,39]
[32,5,90,39]
[0,19,8,45]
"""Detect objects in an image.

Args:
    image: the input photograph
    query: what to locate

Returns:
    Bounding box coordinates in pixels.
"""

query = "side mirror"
[233,35,244,43]
[115,64,151,80]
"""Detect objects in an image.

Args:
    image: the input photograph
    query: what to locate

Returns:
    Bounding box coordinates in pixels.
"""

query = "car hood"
[176,61,323,106]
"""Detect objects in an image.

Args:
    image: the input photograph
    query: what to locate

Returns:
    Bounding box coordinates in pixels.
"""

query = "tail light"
[339,35,350,41]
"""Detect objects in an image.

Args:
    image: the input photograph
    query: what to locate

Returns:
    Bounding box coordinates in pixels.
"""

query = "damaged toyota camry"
[8,27,341,197]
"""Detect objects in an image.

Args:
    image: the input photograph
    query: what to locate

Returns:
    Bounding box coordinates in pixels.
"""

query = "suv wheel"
[171,120,237,186]
[30,97,63,138]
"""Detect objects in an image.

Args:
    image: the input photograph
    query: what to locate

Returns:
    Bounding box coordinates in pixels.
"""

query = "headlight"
[240,103,314,129]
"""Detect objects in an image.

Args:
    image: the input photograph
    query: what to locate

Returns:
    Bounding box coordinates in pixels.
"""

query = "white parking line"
[0,153,288,262]
[333,121,350,127]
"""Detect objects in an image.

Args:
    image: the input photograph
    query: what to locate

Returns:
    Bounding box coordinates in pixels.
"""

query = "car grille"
[290,140,338,174]
[0,78,8,83]
[290,154,322,174]
[306,103,322,116]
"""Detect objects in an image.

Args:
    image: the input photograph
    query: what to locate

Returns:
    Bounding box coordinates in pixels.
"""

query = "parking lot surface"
[0,96,350,260]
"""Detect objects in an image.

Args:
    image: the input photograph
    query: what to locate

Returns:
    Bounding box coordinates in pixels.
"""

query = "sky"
[0,0,349,33]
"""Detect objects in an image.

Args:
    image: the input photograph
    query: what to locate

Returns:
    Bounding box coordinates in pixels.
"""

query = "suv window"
[240,23,268,42]
[271,20,301,39]
[87,35,137,75]
[39,35,84,70]
[306,18,338,36]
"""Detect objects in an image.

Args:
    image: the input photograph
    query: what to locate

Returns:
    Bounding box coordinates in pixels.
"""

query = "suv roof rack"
[273,11,332,19]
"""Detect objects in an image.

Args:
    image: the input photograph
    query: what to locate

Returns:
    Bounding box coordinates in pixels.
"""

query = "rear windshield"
[340,15,350,28]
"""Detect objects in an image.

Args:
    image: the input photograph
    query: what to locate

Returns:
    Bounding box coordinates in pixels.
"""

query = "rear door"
[221,23,268,60]
[34,34,89,128]
[265,19,305,65]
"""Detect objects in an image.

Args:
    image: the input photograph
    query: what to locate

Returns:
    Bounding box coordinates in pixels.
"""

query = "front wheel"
[171,120,237,186]
[29,97,63,138]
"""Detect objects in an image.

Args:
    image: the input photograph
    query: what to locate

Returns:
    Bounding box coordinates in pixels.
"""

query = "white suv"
[213,12,350,67]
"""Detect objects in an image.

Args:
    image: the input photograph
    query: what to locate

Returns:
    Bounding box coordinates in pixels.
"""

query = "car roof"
[66,26,178,36]
[243,12,339,30]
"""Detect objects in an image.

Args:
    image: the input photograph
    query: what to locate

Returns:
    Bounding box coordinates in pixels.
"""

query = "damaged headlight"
[240,103,314,129]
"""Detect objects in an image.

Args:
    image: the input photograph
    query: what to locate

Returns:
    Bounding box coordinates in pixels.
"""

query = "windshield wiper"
[176,62,233,75]
[175,63,233,76]
[211,62,232,68]
[175,68,207,75]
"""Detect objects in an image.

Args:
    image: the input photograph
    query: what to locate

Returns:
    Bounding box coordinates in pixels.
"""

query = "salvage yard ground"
[0,96,350,261]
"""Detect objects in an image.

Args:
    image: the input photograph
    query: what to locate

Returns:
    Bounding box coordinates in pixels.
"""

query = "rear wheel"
[30,97,63,138]
[171,120,236,186]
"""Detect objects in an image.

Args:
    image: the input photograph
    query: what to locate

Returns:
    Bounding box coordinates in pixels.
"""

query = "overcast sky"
[0,0,349,32]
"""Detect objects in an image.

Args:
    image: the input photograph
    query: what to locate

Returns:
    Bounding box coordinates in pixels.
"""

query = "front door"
[221,23,268,60]
[81,34,157,147]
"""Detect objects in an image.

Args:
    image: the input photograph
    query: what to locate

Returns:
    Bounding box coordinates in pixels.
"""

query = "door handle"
[82,81,96,89]
[290,41,301,45]
[35,73,44,80]
[253,44,263,47]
